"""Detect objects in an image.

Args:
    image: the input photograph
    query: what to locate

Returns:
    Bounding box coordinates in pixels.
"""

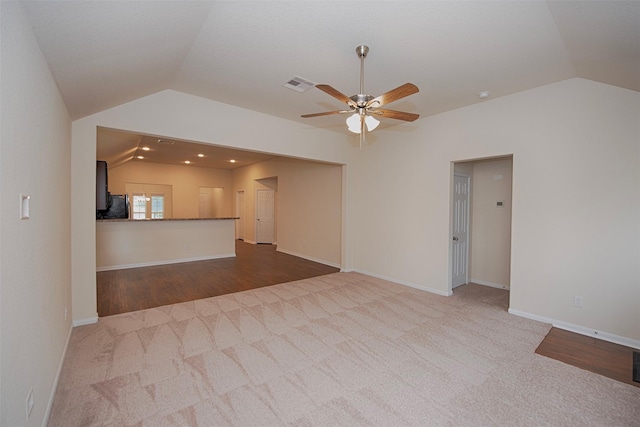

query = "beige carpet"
[48,272,639,426]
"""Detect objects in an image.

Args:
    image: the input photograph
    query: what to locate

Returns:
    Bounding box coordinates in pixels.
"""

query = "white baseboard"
[276,248,341,269]
[353,269,453,297]
[73,316,99,327]
[470,278,510,290]
[508,308,640,350]
[43,324,73,426]
[96,253,236,272]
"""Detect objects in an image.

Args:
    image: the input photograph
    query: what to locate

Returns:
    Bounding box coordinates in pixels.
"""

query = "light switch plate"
[20,194,30,219]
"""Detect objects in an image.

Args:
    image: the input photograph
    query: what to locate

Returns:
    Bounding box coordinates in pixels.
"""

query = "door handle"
[452,236,459,241]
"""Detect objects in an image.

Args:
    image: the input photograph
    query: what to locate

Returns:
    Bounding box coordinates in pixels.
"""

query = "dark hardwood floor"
[536,327,639,388]
[97,240,339,317]
[98,246,637,389]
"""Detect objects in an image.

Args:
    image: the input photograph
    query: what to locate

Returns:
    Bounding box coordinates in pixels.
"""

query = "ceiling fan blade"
[366,83,419,108]
[370,108,420,122]
[315,84,357,107]
[301,110,351,118]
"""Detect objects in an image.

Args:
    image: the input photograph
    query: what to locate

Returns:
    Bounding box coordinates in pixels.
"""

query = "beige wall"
[108,160,233,218]
[0,3,73,425]
[470,158,513,288]
[233,158,342,266]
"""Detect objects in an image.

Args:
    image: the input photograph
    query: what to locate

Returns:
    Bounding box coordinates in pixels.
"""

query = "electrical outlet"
[574,296,584,308]
[64,307,68,321]
[26,388,34,420]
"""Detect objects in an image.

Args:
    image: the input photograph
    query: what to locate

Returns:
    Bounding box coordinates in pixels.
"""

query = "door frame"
[235,190,245,240]
[449,155,514,294]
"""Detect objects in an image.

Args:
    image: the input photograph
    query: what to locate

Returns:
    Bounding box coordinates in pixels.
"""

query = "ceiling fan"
[302,45,419,147]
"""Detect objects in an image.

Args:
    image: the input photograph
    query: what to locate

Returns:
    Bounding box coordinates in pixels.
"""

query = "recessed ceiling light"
[197,153,204,158]
[141,146,150,151]
[229,159,236,163]
[478,91,490,99]
[136,156,144,159]
[184,160,191,164]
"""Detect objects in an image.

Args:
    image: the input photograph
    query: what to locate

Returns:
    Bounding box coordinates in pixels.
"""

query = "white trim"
[354,269,453,297]
[43,324,73,426]
[470,278,510,290]
[235,190,245,241]
[508,308,640,350]
[276,248,341,269]
[96,253,236,272]
[73,316,99,327]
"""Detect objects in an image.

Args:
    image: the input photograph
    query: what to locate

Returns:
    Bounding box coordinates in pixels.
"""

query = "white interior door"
[452,174,470,288]
[199,192,211,218]
[256,189,275,244]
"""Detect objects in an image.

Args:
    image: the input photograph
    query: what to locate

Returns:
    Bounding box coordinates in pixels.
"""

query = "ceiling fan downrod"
[351,46,375,108]
[356,45,369,96]
[356,45,370,149]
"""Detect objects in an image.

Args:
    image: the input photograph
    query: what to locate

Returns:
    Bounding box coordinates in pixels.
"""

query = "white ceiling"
[21,0,640,166]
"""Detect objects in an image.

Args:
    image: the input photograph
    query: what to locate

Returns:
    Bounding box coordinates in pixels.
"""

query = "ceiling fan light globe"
[365,115,380,132]
[346,113,361,133]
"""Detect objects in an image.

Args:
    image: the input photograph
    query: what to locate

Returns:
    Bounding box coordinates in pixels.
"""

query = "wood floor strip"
[536,327,639,388]
[97,240,339,317]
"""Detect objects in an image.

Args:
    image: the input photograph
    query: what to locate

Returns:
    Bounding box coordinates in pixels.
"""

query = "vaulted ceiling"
[20,1,640,165]
[23,1,639,122]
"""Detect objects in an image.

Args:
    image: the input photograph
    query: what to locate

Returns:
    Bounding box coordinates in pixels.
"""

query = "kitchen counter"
[97,217,238,222]
[96,218,237,271]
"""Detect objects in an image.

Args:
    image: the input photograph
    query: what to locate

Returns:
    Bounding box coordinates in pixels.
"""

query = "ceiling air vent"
[283,76,316,93]
[156,139,175,145]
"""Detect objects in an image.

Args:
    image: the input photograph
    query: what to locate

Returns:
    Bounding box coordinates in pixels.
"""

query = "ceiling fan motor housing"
[350,93,375,108]
[356,45,369,59]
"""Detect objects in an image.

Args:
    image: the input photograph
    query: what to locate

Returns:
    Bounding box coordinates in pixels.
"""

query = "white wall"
[71,90,356,325]
[354,78,640,345]
[0,3,72,425]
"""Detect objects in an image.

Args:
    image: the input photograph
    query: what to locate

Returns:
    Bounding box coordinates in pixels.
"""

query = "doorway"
[199,187,224,218]
[235,190,245,240]
[450,156,513,292]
